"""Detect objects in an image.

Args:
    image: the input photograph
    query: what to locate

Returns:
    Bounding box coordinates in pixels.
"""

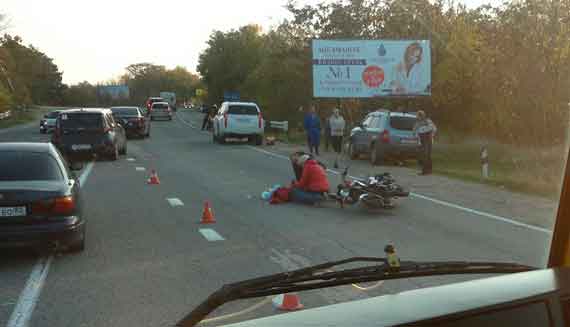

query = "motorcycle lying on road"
[290,152,409,209]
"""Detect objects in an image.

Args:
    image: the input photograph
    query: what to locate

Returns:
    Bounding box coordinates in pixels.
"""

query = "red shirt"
[293,160,330,193]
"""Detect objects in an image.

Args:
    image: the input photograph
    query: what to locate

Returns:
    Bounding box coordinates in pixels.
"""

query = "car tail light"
[258,113,263,128]
[32,196,75,215]
[381,130,390,143]
[224,113,228,128]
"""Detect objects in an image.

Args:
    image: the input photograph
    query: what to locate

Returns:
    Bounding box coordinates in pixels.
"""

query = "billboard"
[97,85,130,100]
[312,40,431,98]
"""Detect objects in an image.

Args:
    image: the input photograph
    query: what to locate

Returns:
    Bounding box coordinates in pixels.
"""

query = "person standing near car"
[304,105,321,155]
[328,108,346,168]
[201,104,217,131]
[414,110,437,175]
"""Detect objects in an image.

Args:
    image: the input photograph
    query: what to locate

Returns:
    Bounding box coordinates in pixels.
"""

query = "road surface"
[0,110,553,327]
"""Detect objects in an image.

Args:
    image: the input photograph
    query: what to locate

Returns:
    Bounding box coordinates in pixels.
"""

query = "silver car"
[150,102,172,121]
[347,110,420,165]
[40,110,61,134]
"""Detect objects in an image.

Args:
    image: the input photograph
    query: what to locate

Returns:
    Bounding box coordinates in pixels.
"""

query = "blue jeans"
[290,188,324,205]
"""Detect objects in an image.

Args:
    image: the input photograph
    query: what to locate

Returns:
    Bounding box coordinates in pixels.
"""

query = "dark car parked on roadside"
[110,106,151,138]
[347,110,420,165]
[0,142,86,253]
[51,108,127,161]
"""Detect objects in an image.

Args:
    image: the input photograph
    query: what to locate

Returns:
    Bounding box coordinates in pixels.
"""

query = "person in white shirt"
[328,108,346,168]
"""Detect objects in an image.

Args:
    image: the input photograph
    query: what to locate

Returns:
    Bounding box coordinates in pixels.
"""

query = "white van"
[212,102,264,145]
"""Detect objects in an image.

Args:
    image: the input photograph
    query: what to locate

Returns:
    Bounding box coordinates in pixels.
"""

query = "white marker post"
[481,146,489,179]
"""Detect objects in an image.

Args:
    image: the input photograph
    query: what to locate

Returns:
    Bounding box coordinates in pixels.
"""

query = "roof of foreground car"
[369,110,417,118]
[62,108,108,114]
[0,142,54,153]
[224,101,258,106]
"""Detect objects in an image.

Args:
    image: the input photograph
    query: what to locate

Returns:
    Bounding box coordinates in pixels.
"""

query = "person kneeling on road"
[290,154,330,205]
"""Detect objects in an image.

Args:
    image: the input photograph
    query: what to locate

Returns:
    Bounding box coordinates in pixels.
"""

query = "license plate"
[71,144,91,151]
[0,206,26,217]
[401,139,418,144]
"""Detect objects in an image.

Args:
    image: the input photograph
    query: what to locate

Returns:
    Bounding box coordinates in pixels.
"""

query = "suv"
[347,110,419,165]
[40,110,61,134]
[212,102,264,145]
[149,102,173,121]
[51,108,127,161]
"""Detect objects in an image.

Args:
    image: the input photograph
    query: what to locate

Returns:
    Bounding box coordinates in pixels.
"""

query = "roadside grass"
[0,106,64,129]
[269,129,567,198]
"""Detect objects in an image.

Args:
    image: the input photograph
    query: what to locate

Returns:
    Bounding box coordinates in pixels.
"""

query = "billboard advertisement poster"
[312,39,431,98]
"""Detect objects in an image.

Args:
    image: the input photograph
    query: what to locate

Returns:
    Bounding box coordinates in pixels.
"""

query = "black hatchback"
[51,108,127,161]
[0,142,85,252]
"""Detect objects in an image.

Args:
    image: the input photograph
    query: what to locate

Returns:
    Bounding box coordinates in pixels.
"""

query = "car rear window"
[111,108,139,116]
[0,152,63,181]
[150,98,164,103]
[152,103,169,109]
[60,113,103,129]
[389,116,416,131]
[228,105,258,115]
[46,111,60,119]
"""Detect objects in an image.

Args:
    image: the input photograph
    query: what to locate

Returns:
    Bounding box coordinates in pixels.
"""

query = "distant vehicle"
[160,92,176,111]
[40,110,61,134]
[150,102,173,121]
[145,97,164,113]
[347,110,420,165]
[212,101,264,145]
[0,142,85,253]
[51,108,127,161]
[110,106,151,138]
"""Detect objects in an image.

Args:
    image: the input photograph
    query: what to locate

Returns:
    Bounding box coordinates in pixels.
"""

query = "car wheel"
[370,144,384,166]
[255,135,263,146]
[67,228,85,253]
[348,143,359,160]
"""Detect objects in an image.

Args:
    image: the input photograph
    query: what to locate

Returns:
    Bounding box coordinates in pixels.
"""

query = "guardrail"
[0,111,12,120]
[269,121,288,132]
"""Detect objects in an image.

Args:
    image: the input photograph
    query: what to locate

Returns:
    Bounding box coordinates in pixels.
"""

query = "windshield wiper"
[176,249,535,327]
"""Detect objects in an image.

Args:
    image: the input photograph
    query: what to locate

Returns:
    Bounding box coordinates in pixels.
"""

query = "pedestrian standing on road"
[413,110,437,175]
[328,108,346,168]
[201,104,217,131]
[304,106,321,156]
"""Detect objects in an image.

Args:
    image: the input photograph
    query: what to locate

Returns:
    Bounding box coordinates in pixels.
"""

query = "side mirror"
[69,161,84,171]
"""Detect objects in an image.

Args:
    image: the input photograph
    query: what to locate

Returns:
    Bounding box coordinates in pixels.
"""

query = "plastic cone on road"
[200,201,216,224]
[272,293,304,311]
[147,170,160,185]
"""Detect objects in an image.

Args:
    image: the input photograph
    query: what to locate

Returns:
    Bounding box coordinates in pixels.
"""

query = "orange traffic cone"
[200,201,216,224]
[272,293,304,311]
[147,170,160,185]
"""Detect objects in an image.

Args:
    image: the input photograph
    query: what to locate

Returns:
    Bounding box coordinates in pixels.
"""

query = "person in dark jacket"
[201,104,217,131]
[304,106,321,155]
[413,110,437,175]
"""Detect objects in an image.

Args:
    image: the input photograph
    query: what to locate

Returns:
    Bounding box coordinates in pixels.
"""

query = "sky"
[3,0,494,85]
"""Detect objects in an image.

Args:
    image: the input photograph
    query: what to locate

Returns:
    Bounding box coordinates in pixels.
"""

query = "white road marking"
[126,158,136,162]
[8,161,95,327]
[7,256,53,327]
[135,167,146,172]
[199,228,225,241]
[166,198,184,207]
[247,146,551,234]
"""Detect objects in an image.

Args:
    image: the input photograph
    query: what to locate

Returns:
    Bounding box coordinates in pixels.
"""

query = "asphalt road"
[0,111,554,327]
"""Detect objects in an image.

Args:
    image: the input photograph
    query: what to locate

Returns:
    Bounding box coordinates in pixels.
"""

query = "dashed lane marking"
[167,198,184,207]
[136,167,146,172]
[199,228,225,241]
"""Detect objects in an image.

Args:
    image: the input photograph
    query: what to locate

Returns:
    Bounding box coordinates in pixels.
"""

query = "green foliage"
[197,0,570,146]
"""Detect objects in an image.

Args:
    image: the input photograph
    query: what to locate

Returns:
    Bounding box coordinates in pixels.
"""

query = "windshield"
[60,113,102,129]
[111,107,139,116]
[1,0,569,326]
[46,111,59,119]
[228,105,258,115]
[0,152,63,181]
